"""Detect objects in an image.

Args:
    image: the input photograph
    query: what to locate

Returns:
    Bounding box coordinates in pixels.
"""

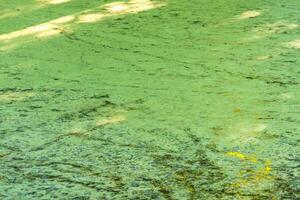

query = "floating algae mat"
[0,0,299,199]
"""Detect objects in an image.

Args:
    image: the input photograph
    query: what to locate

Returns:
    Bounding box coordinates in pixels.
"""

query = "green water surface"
[0,0,299,199]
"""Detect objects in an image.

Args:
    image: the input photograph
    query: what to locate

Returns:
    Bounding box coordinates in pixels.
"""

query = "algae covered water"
[0,0,299,199]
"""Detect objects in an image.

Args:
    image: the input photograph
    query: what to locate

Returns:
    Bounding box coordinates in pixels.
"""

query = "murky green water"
[0,0,299,199]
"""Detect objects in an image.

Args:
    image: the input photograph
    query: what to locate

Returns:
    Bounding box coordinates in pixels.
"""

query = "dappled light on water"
[0,15,75,41]
[0,1,299,199]
[237,10,261,20]
[0,10,19,20]
[254,21,298,34]
[96,115,126,127]
[105,0,162,14]
[77,13,106,23]
[241,20,299,41]
[0,0,72,20]
[285,39,300,49]
[0,91,35,102]
[37,0,72,5]
[78,0,165,23]
[105,2,129,13]
[0,0,165,50]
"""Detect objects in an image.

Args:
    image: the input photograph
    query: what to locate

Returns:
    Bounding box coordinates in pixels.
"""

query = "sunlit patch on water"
[0,15,75,42]
[68,115,127,137]
[125,0,165,13]
[50,15,76,24]
[216,10,261,28]
[105,2,129,13]
[0,91,35,102]
[0,6,38,20]
[256,55,273,60]
[0,0,165,50]
[0,0,71,21]
[280,93,293,100]
[0,10,19,20]
[96,115,126,126]
[237,10,261,20]
[77,13,106,23]
[37,0,72,5]
[79,0,165,23]
[36,28,64,38]
[0,43,18,52]
[244,21,298,41]
[213,122,268,146]
[285,39,300,49]
[254,21,298,34]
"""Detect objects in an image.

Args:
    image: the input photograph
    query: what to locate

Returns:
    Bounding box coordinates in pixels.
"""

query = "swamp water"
[0,0,299,199]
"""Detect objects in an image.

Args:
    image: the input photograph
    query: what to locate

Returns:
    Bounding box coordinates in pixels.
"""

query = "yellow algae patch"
[226,151,257,163]
[0,92,35,102]
[226,151,275,197]
[263,161,272,175]
[285,39,300,49]
[237,10,261,20]
[241,160,272,183]
[226,152,247,160]
[96,115,126,126]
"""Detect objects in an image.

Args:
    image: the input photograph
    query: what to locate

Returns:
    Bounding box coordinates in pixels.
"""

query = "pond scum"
[0,0,299,199]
